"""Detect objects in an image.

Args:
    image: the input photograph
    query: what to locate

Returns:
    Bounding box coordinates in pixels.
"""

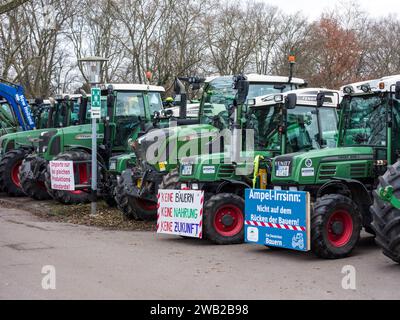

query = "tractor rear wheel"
[371,162,400,263]
[19,156,51,200]
[115,170,157,221]
[0,149,29,197]
[204,193,245,245]
[44,150,92,205]
[312,194,362,259]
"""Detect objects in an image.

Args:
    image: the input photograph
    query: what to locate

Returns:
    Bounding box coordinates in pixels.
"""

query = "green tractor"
[370,78,400,264]
[0,94,86,196]
[167,83,340,245]
[26,83,167,205]
[267,75,400,259]
[115,74,307,221]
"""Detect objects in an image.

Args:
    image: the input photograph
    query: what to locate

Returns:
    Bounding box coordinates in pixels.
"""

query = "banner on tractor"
[49,161,75,191]
[157,189,204,238]
[244,189,310,251]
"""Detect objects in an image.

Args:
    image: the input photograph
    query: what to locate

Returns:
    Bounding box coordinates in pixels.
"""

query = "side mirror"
[232,75,249,105]
[316,92,325,108]
[285,93,297,109]
[395,81,400,100]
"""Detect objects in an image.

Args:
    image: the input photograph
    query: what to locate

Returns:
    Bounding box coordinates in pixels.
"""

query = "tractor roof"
[104,83,165,92]
[252,88,341,108]
[341,75,400,95]
[205,74,306,85]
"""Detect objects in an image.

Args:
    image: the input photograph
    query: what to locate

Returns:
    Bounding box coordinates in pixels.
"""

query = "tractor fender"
[216,179,252,197]
[317,178,372,226]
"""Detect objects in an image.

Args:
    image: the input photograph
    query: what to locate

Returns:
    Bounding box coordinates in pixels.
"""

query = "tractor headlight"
[181,164,193,176]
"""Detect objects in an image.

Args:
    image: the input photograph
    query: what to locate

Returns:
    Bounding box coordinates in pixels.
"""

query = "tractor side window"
[0,103,16,124]
[343,96,386,147]
[319,107,338,148]
[148,92,163,115]
[391,99,400,160]
[70,102,80,125]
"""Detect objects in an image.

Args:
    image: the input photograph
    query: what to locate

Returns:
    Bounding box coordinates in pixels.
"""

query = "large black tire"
[312,194,362,259]
[159,168,179,190]
[44,150,92,205]
[371,163,400,263]
[115,170,157,221]
[0,149,29,197]
[19,156,52,200]
[203,193,245,245]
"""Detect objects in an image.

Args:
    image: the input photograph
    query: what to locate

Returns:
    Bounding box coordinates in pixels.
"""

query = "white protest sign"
[49,161,75,191]
[157,189,204,238]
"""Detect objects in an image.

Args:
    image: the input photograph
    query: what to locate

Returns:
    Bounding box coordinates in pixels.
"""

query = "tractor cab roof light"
[379,82,385,90]
[360,84,371,93]
[274,94,284,103]
[343,86,354,94]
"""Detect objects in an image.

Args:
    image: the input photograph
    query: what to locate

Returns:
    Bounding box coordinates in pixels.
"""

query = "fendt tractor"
[264,75,400,259]
[168,81,340,245]
[0,94,88,197]
[32,83,168,206]
[115,73,307,221]
[370,79,400,264]
[4,94,91,198]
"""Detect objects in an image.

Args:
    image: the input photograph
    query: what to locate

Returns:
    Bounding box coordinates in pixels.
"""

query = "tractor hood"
[0,128,52,156]
[180,150,273,182]
[271,146,374,185]
[132,123,219,171]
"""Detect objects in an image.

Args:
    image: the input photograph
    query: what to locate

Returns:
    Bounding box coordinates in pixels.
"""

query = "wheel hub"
[331,221,344,235]
[221,214,234,227]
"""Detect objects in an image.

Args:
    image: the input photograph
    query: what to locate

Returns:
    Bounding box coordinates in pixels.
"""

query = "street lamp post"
[78,56,108,216]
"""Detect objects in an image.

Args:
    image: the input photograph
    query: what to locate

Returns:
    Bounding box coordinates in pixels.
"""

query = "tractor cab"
[268,75,400,259]
[199,74,306,130]
[249,88,339,157]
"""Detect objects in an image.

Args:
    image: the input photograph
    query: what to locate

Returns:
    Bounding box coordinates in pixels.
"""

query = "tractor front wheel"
[0,149,29,197]
[115,170,157,221]
[204,193,245,245]
[312,194,362,259]
[371,162,400,263]
[19,156,52,200]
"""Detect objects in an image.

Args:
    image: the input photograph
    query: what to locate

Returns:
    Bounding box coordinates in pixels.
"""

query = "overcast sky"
[263,0,400,20]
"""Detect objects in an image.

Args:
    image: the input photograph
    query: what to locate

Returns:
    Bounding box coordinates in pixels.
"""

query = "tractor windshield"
[200,77,295,129]
[249,105,337,152]
[341,95,387,147]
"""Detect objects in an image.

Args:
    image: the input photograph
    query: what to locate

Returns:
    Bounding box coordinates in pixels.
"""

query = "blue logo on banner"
[244,189,310,251]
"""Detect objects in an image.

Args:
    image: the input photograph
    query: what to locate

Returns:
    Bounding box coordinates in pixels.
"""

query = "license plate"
[137,178,142,188]
[276,165,289,177]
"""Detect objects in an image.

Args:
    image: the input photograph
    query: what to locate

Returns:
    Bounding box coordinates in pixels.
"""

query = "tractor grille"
[350,163,367,178]
[218,164,235,178]
[318,165,337,180]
